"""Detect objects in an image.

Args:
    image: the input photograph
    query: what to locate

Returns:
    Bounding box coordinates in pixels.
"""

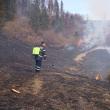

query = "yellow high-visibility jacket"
[32,47,41,55]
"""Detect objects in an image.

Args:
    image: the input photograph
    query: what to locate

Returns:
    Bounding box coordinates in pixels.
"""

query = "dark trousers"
[34,55,42,70]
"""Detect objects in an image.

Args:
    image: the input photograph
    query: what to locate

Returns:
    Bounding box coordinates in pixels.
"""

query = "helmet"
[41,41,46,47]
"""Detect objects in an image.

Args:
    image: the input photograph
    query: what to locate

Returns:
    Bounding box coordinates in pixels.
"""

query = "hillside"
[0,29,110,110]
[1,0,110,110]
[2,17,80,48]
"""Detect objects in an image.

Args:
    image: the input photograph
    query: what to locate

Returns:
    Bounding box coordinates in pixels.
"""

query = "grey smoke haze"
[16,0,30,17]
[83,20,110,51]
[83,0,110,49]
[87,0,110,20]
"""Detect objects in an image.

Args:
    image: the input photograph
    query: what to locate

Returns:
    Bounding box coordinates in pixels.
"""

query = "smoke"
[83,0,110,50]
[88,0,110,20]
[16,0,31,17]
[87,0,110,20]
[83,21,107,49]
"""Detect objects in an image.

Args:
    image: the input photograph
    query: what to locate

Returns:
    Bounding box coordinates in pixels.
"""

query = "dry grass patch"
[19,76,43,95]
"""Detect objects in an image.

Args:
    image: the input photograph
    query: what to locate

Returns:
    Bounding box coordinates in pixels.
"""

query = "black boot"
[35,69,40,72]
[35,66,41,72]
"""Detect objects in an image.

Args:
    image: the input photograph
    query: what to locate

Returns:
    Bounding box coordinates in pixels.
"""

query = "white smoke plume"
[83,0,110,51]
[84,21,109,49]
[87,0,110,20]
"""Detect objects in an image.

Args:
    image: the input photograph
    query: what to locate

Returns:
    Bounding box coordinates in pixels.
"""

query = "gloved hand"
[43,55,47,60]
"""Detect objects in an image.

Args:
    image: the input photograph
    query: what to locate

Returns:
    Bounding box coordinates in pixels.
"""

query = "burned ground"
[83,49,110,78]
[0,32,110,110]
[0,69,110,110]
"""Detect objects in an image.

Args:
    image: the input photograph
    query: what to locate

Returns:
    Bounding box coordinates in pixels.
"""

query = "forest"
[0,0,85,37]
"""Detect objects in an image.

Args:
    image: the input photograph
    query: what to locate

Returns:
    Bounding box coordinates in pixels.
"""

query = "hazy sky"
[62,0,110,20]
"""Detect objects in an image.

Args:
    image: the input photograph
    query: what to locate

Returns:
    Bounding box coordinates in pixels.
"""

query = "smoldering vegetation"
[0,0,110,110]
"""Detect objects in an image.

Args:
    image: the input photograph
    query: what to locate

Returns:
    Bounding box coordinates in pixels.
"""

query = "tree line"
[0,0,85,36]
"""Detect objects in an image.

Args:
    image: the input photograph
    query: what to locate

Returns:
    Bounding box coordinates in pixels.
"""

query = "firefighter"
[32,42,46,72]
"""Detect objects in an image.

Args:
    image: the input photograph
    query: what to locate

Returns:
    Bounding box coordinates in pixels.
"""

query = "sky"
[62,0,110,20]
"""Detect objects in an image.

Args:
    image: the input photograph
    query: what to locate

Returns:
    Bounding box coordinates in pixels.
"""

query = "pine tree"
[52,0,62,32]
[0,0,15,20]
[40,7,49,29]
[54,0,59,18]
[48,0,54,16]
[0,0,4,17]
[0,0,4,26]
[16,0,30,16]
[40,0,49,29]
[40,0,45,11]
[22,0,28,15]
[9,0,16,18]
[60,0,64,17]
[30,0,41,31]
